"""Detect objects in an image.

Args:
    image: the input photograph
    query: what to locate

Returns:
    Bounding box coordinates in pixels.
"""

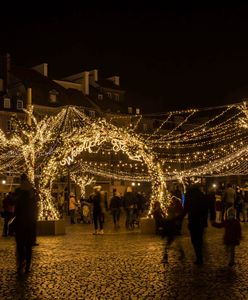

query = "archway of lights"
[0,106,166,220]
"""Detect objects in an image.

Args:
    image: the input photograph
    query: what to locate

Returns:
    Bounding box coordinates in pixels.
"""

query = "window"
[4,98,11,109]
[89,110,95,117]
[107,92,112,98]
[49,94,57,103]
[17,100,23,110]
[136,108,140,115]
[114,93,119,101]
[98,94,103,100]
[128,107,133,114]
[49,89,59,103]
[142,123,148,131]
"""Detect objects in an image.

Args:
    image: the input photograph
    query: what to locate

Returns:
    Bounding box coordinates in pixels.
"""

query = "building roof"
[10,66,93,108]
[10,66,128,114]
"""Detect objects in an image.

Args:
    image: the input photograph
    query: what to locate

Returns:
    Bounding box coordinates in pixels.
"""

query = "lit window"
[107,92,112,98]
[17,100,23,110]
[4,98,11,109]
[49,90,59,103]
[98,94,103,100]
[49,94,57,103]
[136,108,140,114]
[128,107,133,114]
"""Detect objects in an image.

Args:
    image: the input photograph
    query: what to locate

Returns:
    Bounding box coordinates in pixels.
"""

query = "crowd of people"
[152,182,243,267]
[0,178,245,275]
[71,186,148,234]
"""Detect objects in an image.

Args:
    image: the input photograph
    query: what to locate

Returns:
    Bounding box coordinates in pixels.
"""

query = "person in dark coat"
[92,186,105,234]
[109,190,122,228]
[123,187,137,230]
[14,173,38,275]
[183,184,215,265]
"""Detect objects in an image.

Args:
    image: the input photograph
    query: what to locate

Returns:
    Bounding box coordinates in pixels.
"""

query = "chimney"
[32,63,48,77]
[107,76,120,86]
[0,53,10,93]
[82,71,89,95]
[89,69,98,84]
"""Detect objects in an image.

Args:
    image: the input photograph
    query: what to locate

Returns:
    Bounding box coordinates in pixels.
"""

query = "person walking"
[123,187,137,230]
[69,193,77,224]
[14,173,38,275]
[2,192,15,237]
[109,189,122,229]
[161,197,185,264]
[183,184,215,265]
[92,186,105,234]
[212,207,242,266]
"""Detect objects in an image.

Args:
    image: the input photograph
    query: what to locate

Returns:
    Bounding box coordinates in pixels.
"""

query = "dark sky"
[2,2,248,112]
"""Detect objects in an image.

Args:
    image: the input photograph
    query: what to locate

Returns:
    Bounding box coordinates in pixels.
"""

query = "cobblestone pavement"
[0,215,248,300]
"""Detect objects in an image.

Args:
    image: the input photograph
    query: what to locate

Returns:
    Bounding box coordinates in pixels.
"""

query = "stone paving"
[0,214,248,300]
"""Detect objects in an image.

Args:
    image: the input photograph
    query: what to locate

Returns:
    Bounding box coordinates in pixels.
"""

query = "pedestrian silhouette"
[14,173,38,275]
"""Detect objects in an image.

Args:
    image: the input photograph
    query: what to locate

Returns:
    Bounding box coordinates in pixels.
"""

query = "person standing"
[223,183,236,215]
[241,182,248,222]
[69,193,77,224]
[183,184,214,265]
[2,192,15,237]
[14,173,38,275]
[92,186,105,234]
[123,187,137,230]
[109,190,122,229]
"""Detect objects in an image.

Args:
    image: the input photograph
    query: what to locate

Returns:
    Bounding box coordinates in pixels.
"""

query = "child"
[212,207,241,266]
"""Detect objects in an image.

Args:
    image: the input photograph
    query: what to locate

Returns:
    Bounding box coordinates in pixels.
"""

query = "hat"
[93,185,102,191]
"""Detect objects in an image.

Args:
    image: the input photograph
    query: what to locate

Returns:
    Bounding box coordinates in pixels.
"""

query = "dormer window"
[128,107,133,114]
[17,100,23,110]
[136,108,140,115]
[98,94,103,100]
[4,97,11,109]
[89,110,95,117]
[114,93,119,101]
[49,89,59,103]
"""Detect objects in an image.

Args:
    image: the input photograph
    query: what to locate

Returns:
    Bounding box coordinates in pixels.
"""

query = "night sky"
[2,2,248,112]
